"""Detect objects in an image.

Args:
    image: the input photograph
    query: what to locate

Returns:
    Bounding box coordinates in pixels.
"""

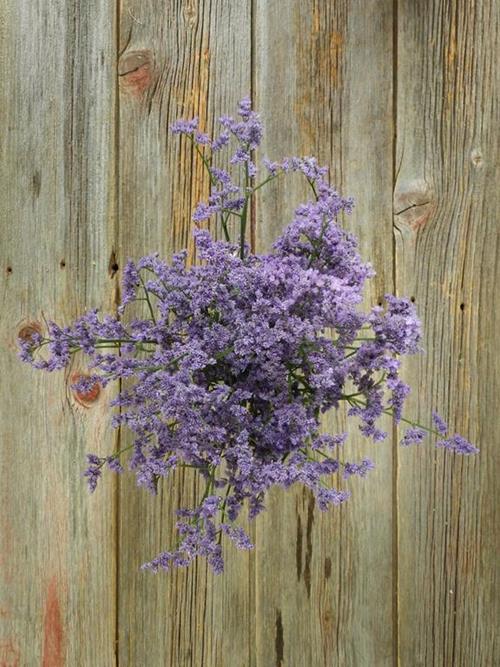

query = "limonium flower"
[18,98,478,574]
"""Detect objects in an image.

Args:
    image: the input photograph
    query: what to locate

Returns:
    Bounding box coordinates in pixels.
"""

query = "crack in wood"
[275,609,284,666]
[304,491,315,598]
[394,200,431,216]
[296,510,303,581]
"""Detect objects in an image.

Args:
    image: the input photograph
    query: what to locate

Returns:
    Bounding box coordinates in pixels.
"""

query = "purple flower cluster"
[19,99,478,574]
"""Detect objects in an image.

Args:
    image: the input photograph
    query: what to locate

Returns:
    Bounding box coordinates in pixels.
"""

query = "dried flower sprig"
[19,98,478,574]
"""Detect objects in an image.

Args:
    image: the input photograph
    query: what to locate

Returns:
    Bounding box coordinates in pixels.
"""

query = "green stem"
[252,171,282,193]
[107,442,136,461]
[139,274,157,324]
[306,215,329,268]
[189,138,216,185]
[347,397,442,437]
[218,483,233,534]
[240,159,250,259]
[220,214,230,242]
[306,177,319,201]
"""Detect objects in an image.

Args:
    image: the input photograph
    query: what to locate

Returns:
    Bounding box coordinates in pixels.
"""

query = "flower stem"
[347,397,442,437]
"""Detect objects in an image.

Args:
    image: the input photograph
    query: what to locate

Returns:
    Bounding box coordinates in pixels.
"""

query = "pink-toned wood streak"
[42,578,64,667]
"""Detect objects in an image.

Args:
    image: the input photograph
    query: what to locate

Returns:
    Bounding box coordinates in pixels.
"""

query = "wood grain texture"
[116,2,253,665]
[254,2,395,665]
[1,1,498,665]
[394,1,499,664]
[0,1,118,665]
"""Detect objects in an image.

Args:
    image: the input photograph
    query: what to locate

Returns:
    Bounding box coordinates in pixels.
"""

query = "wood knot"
[118,50,155,97]
[70,372,101,407]
[394,179,435,231]
[470,149,483,168]
[322,608,334,625]
[182,2,198,28]
[18,321,42,343]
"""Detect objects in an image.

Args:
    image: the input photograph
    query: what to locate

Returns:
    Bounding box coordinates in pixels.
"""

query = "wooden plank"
[116,3,253,665]
[394,1,499,663]
[0,1,118,665]
[254,2,395,665]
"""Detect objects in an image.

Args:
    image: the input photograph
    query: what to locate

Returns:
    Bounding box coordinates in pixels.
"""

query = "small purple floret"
[432,411,449,435]
[437,435,479,455]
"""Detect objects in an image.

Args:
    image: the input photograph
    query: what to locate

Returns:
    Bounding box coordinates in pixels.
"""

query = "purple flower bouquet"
[19,99,477,574]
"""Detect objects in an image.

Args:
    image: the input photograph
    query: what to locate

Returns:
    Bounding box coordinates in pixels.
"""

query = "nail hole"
[410,296,415,303]
[60,259,66,268]
[460,303,465,311]
[6,266,13,275]
[377,301,383,307]
[108,250,119,277]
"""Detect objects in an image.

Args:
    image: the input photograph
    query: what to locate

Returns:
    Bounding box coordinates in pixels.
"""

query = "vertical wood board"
[116,2,253,665]
[395,0,499,664]
[254,2,395,665]
[0,1,118,664]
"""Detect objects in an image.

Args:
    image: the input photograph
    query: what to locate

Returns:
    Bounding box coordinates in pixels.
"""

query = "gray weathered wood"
[116,2,253,665]
[0,1,118,664]
[394,1,499,664]
[254,2,395,665]
[1,1,498,664]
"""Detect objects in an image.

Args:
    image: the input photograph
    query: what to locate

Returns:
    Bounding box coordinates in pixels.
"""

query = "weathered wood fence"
[1,1,498,665]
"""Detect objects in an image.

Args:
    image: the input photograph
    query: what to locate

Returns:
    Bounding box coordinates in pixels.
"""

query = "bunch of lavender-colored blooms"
[19,98,478,574]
